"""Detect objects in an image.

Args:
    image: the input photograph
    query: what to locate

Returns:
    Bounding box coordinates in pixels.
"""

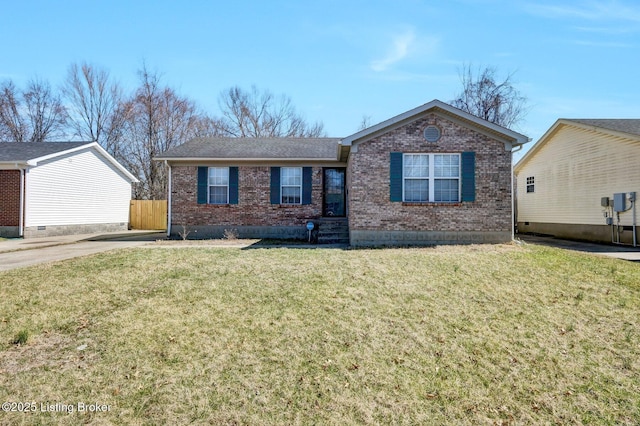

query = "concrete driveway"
[0,231,166,272]
[517,234,640,261]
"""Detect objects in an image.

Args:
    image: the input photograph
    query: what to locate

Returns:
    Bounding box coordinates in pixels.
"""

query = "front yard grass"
[0,243,639,425]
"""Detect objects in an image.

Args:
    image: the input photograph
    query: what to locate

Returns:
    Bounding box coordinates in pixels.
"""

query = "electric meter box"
[613,193,626,212]
[601,197,610,207]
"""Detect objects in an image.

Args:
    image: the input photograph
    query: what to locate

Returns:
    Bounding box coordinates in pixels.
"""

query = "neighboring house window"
[281,167,302,204]
[209,167,229,204]
[403,154,460,202]
[526,176,535,193]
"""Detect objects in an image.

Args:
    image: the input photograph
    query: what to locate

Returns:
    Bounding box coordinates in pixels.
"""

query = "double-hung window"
[526,176,535,193]
[208,167,229,204]
[404,154,430,202]
[281,167,302,204]
[403,154,460,202]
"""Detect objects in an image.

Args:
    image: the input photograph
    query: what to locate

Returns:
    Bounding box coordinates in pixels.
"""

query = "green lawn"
[0,243,639,425]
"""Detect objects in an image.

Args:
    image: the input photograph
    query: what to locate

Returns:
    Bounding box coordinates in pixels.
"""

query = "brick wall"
[0,170,20,226]
[347,113,512,233]
[171,165,323,228]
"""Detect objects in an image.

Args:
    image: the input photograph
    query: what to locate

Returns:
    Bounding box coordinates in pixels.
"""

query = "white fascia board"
[154,157,340,162]
[28,142,139,183]
[0,162,28,169]
[88,142,139,183]
[516,118,640,174]
[514,120,559,173]
[341,99,530,147]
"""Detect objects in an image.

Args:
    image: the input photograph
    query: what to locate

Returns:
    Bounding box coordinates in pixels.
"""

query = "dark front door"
[323,168,346,217]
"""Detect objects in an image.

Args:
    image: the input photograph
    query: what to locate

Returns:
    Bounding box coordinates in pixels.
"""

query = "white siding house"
[515,119,640,245]
[0,142,138,238]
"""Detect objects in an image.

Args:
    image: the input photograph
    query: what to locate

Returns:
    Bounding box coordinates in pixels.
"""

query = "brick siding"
[347,113,512,233]
[0,170,20,226]
[171,165,323,228]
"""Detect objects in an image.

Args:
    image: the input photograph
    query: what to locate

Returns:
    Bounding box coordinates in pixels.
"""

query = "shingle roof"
[156,137,342,160]
[566,119,640,137]
[0,142,90,162]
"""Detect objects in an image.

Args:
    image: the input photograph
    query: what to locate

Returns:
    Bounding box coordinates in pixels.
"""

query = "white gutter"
[511,143,525,241]
[166,161,172,237]
[153,157,339,162]
[19,168,25,237]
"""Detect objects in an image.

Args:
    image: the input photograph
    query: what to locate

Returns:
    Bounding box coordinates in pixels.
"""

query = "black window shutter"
[302,167,312,205]
[270,167,281,204]
[229,167,239,204]
[390,152,403,202]
[461,152,475,202]
[197,166,208,204]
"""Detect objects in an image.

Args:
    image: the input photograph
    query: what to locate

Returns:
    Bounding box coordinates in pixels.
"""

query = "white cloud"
[525,1,640,23]
[524,1,640,47]
[573,25,638,34]
[571,39,633,47]
[370,29,417,72]
[369,29,440,73]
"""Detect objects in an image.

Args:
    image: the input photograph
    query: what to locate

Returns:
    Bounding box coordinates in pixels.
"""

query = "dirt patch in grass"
[0,332,97,375]
[152,238,261,247]
[151,238,319,248]
[0,243,638,424]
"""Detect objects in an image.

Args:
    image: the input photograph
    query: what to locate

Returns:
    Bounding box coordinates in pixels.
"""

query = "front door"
[323,168,346,217]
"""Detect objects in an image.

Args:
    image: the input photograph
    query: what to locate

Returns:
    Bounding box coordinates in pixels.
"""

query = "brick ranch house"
[155,100,530,246]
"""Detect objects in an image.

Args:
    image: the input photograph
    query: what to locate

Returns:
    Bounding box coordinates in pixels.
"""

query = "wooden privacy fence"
[129,200,167,230]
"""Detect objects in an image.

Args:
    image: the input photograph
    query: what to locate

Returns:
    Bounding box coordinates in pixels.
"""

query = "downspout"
[633,193,637,248]
[511,143,524,241]
[19,168,25,237]
[166,161,172,237]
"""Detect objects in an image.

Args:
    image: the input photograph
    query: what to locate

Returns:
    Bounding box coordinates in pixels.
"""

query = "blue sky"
[2,0,640,159]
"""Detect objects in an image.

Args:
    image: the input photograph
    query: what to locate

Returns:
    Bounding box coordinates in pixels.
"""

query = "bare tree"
[217,85,325,137]
[358,115,372,131]
[24,79,68,142]
[62,62,124,156]
[191,114,225,138]
[120,65,206,199]
[451,64,527,129]
[0,81,27,142]
[0,78,67,142]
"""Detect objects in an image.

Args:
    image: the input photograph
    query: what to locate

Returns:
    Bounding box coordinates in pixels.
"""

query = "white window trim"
[526,176,535,193]
[402,153,461,203]
[208,167,230,204]
[281,167,302,205]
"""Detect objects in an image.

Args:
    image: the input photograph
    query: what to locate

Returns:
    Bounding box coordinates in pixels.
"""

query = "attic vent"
[424,125,441,142]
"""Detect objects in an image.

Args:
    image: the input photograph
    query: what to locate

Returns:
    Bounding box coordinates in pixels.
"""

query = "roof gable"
[341,99,530,150]
[515,118,640,173]
[0,142,138,182]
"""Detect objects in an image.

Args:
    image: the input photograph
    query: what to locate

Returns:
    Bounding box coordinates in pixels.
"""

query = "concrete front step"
[316,218,349,244]
[318,231,350,242]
